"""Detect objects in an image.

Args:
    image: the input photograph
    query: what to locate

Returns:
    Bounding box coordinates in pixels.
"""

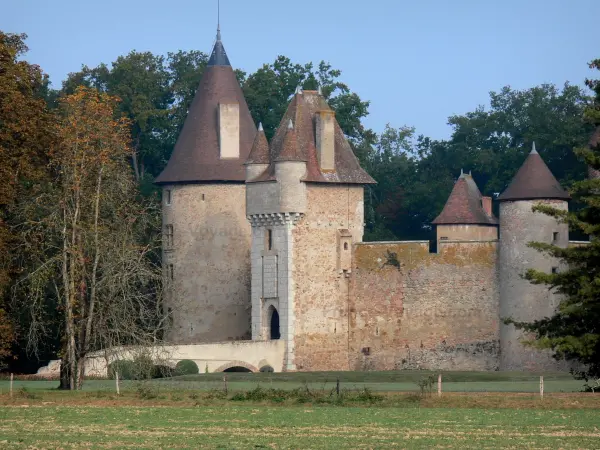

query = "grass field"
[0,370,588,394]
[0,371,598,448]
[1,404,600,448]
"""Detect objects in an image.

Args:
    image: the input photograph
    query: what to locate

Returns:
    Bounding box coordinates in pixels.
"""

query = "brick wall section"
[350,240,500,371]
[291,184,364,371]
[163,184,251,343]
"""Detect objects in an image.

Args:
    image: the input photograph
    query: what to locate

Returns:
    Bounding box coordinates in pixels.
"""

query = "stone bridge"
[80,340,285,377]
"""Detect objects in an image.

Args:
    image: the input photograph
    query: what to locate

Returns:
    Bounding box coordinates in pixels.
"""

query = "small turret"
[432,170,497,244]
[245,123,270,182]
[274,119,307,213]
[498,143,570,371]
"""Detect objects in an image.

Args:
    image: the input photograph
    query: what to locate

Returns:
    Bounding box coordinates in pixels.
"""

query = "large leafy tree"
[13,87,165,389]
[367,84,593,242]
[242,57,373,146]
[0,32,55,368]
[507,61,600,381]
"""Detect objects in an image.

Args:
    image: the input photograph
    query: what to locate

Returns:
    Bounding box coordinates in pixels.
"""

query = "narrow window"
[202,194,205,201]
[169,264,174,281]
[552,232,559,243]
[267,229,273,251]
[344,242,348,251]
[165,224,174,248]
[552,267,558,274]
[165,189,172,206]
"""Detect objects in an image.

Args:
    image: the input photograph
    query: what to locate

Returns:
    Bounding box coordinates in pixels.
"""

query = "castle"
[155,30,579,372]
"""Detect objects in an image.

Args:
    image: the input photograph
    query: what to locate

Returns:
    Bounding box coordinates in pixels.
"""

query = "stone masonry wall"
[350,240,500,371]
[499,199,569,371]
[291,184,364,371]
[163,184,251,344]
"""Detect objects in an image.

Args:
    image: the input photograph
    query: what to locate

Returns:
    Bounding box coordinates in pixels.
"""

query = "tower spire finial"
[531,141,538,154]
[216,0,221,40]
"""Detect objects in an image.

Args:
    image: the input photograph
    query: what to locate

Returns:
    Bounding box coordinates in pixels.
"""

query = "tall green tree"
[506,61,600,382]
[242,57,373,146]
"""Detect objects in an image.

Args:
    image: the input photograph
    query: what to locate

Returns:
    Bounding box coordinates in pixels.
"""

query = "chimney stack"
[315,110,335,171]
[482,196,493,216]
[218,102,240,159]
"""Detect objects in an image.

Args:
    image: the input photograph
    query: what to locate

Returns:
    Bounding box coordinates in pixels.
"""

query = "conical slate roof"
[432,172,498,225]
[498,143,570,201]
[244,123,270,165]
[155,30,256,184]
[250,90,375,184]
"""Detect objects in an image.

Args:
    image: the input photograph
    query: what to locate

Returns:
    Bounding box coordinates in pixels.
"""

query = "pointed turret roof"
[498,143,570,201]
[432,171,498,225]
[207,27,230,66]
[155,29,256,184]
[249,90,375,184]
[274,120,306,162]
[245,123,270,165]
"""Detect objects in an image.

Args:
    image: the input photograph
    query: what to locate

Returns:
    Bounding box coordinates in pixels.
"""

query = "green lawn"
[0,370,587,393]
[0,405,599,448]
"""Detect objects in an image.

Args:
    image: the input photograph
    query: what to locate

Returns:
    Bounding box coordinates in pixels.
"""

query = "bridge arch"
[214,360,259,373]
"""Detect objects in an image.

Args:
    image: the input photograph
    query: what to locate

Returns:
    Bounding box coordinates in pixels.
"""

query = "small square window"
[165,189,172,206]
[552,267,558,274]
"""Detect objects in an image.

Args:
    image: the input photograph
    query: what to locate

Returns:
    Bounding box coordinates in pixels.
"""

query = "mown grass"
[0,404,599,448]
[0,370,586,394]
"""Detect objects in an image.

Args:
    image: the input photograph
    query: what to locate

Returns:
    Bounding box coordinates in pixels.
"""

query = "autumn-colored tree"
[14,87,165,388]
[0,31,55,368]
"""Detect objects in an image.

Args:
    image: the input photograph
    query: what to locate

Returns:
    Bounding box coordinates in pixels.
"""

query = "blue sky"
[2,0,598,139]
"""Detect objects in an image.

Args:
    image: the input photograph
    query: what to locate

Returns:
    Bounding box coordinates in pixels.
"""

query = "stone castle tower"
[497,143,570,371]
[156,29,256,343]
[245,89,375,370]
[156,30,579,373]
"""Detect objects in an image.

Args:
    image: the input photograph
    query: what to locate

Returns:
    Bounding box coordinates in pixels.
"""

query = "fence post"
[540,375,544,399]
[336,378,340,396]
[223,375,228,395]
[438,374,442,397]
[10,373,13,398]
[115,371,120,396]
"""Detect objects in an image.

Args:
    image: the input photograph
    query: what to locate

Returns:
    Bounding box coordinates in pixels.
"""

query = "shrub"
[152,365,174,379]
[136,382,158,399]
[175,359,199,376]
[108,360,135,380]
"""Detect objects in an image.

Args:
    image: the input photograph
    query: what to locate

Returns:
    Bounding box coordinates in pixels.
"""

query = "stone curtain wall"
[349,241,500,371]
[291,185,364,371]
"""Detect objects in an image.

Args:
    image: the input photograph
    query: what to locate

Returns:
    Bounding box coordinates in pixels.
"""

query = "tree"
[506,61,600,381]
[242,58,373,146]
[0,31,55,368]
[365,83,593,242]
[13,87,165,389]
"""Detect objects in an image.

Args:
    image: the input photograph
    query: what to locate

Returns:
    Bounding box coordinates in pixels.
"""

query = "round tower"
[155,29,257,343]
[498,143,570,371]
